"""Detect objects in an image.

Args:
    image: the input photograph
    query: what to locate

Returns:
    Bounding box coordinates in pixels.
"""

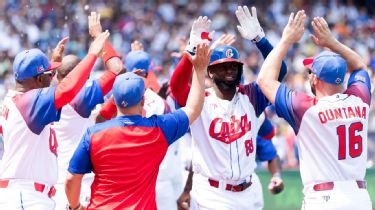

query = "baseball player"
[53,12,124,210]
[256,10,372,209]
[65,44,212,210]
[0,32,109,210]
[96,42,185,210]
[177,116,284,210]
[170,6,288,209]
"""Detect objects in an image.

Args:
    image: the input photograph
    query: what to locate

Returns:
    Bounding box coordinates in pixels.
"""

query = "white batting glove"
[185,16,214,55]
[235,6,265,43]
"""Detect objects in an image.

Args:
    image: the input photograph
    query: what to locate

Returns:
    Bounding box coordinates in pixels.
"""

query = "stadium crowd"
[0,0,374,169]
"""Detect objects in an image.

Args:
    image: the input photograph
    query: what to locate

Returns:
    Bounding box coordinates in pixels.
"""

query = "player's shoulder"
[87,118,124,136]
[238,82,258,95]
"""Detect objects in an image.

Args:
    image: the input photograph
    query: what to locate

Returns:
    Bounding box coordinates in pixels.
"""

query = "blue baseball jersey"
[68,109,189,209]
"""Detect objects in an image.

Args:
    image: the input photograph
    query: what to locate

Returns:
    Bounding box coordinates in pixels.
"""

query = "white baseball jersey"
[274,70,371,186]
[0,89,61,185]
[142,89,173,181]
[53,80,103,184]
[191,83,268,181]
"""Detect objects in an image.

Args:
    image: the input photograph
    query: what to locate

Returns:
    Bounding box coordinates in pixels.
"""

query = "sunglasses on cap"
[37,70,56,79]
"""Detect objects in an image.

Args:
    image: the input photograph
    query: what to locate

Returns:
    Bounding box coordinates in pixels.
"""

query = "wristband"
[251,35,263,44]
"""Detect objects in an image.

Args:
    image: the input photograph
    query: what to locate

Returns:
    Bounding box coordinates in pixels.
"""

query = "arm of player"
[54,31,110,109]
[256,10,306,104]
[177,168,193,210]
[258,117,275,140]
[170,54,193,107]
[235,6,287,82]
[309,17,367,73]
[89,11,124,95]
[97,96,117,122]
[65,173,84,210]
[267,156,284,194]
[170,16,213,107]
[181,43,212,125]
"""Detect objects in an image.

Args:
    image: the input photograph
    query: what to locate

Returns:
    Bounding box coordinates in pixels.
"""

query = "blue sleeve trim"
[275,84,298,133]
[68,129,93,174]
[14,87,61,134]
[256,136,277,161]
[157,109,189,145]
[70,80,104,118]
[347,69,371,92]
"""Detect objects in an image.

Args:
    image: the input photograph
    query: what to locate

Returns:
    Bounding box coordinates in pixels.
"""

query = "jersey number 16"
[337,122,363,160]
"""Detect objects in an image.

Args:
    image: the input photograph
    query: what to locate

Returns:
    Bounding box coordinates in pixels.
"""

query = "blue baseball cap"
[13,49,61,81]
[209,45,243,66]
[303,51,347,85]
[113,72,145,108]
[125,50,151,75]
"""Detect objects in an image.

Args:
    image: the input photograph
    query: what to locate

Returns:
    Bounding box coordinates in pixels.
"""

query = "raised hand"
[235,6,265,41]
[185,16,214,55]
[310,17,337,49]
[189,43,212,72]
[51,37,69,62]
[88,12,103,38]
[88,30,110,56]
[281,10,306,45]
[131,40,144,51]
[210,34,236,50]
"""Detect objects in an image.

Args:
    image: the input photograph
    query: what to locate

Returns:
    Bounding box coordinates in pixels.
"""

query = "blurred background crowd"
[0,0,375,169]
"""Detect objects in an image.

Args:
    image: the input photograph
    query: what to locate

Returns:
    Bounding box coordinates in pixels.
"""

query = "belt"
[208,178,252,192]
[313,181,366,191]
[0,180,56,198]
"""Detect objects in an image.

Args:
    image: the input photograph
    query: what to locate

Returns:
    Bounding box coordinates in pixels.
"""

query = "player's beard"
[213,77,238,91]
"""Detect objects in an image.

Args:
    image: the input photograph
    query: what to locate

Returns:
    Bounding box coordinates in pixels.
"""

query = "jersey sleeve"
[68,129,93,174]
[13,87,61,134]
[274,84,315,134]
[240,82,269,117]
[258,118,275,140]
[256,136,277,161]
[70,79,104,118]
[345,69,371,106]
[156,109,189,145]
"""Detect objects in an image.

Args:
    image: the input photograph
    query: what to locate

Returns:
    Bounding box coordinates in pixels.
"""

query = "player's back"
[297,93,369,186]
[0,89,60,185]
[74,109,188,210]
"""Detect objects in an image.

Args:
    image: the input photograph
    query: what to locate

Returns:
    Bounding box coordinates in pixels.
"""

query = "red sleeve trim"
[102,41,121,64]
[262,127,275,140]
[98,70,117,96]
[99,97,117,120]
[54,54,97,109]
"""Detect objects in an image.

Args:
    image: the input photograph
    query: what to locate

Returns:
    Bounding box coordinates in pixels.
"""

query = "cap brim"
[210,58,243,66]
[303,57,314,70]
[46,61,61,71]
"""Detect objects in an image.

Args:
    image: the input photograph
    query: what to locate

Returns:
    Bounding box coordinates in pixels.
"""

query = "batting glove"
[235,6,265,43]
[185,16,214,55]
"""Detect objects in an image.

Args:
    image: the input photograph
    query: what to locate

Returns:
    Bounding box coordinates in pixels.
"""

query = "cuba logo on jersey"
[209,114,251,144]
